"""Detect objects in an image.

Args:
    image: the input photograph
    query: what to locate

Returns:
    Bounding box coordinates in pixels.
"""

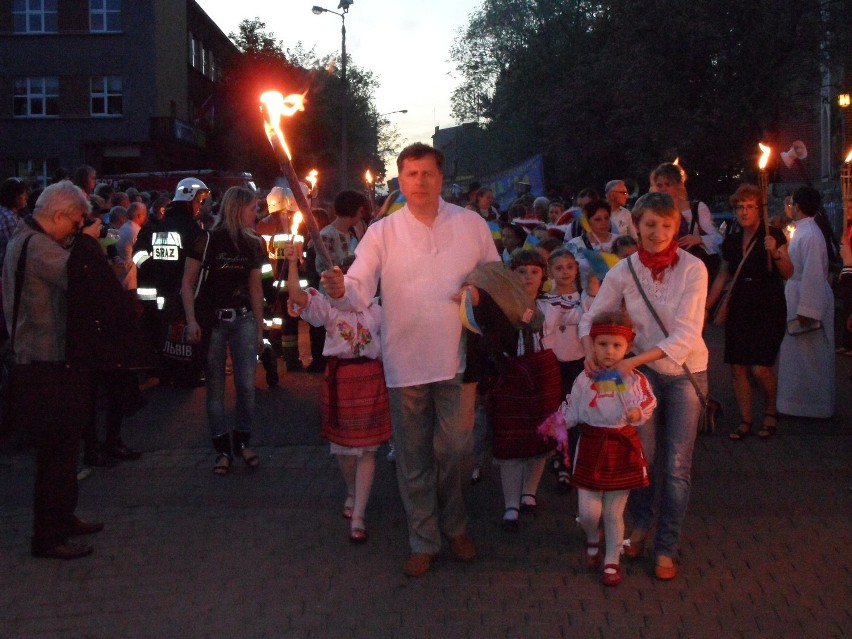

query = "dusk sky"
[196,0,481,177]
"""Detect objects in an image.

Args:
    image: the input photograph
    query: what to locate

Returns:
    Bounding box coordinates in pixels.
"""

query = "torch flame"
[673,157,680,166]
[259,91,306,160]
[365,169,373,185]
[290,211,303,236]
[845,149,852,163]
[758,143,771,170]
[305,169,318,190]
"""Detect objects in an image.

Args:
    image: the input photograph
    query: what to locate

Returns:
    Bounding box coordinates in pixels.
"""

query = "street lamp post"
[312,2,352,187]
[379,109,408,117]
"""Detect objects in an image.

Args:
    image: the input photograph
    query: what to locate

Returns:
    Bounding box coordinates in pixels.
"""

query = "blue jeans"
[627,367,707,560]
[205,313,258,438]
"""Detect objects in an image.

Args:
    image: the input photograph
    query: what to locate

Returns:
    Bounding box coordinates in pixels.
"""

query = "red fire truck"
[99,170,256,195]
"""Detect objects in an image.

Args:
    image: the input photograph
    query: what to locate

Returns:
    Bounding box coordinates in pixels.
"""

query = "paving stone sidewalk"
[1,336,850,638]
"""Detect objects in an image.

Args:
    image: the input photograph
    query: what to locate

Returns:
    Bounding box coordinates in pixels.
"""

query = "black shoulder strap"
[625,256,706,403]
[9,234,36,350]
[194,231,212,299]
[688,201,699,234]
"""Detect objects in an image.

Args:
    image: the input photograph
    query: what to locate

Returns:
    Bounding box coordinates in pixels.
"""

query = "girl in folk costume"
[462,251,563,530]
[539,248,587,490]
[284,243,390,543]
[539,311,656,587]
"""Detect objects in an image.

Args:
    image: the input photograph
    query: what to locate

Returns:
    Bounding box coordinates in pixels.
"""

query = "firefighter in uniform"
[256,185,317,383]
[134,177,209,386]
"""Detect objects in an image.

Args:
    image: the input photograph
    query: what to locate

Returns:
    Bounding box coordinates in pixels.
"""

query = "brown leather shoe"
[66,517,104,537]
[623,533,646,559]
[449,533,476,562]
[402,553,436,577]
[31,541,93,560]
[654,557,678,580]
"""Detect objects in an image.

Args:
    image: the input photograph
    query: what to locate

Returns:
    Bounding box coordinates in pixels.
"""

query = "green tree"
[451,0,849,200]
[209,17,386,196]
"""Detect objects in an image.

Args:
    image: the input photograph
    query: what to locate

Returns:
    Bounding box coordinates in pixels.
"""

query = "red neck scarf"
[637,239,680,281]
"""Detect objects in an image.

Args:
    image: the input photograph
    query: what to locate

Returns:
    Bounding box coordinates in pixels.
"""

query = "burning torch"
[305,169,318,205]
[842,149,852,240]
[364,169,376,218]
[757,142,772,269]
[259,91,335,272]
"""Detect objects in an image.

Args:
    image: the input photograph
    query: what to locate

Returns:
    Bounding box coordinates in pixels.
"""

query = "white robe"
[777,216,835,418]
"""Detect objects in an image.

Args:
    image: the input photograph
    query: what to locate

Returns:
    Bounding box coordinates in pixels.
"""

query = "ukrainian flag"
[487,220,501,241]
[582,249,620,279]
[386,192,406,215]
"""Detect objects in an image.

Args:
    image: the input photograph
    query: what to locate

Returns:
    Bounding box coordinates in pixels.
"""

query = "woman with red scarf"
[578,192,709,581]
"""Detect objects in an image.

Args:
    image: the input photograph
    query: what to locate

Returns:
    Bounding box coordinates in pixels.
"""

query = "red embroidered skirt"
[321,357,391,448]
[571,424,649,491]
[489,349,563,460]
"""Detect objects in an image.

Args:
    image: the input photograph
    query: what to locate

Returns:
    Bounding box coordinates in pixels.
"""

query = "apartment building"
[0,0,238,184]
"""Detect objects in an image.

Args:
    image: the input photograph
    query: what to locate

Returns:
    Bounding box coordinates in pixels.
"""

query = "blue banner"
[482,155,545,211]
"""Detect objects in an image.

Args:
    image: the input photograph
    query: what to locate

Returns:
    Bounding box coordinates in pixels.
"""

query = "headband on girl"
[589,324,635,343]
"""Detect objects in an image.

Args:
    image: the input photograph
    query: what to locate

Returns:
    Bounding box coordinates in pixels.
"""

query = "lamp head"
[312,6,324,14]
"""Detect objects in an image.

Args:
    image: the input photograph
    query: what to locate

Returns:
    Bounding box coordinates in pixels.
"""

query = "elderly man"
[605,179,636,238]
[115,201,147,294]
[3,181,103,559]
[322,143,499,576]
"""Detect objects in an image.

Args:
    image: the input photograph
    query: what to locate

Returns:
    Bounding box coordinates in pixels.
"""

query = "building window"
[90,76,123,116]
[12,0,58,33]
[90,0,121,33]
[13,77,59,117]
[15,159,59,188]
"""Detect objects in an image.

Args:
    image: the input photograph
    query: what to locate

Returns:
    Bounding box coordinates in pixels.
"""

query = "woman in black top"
[182,187,266,474]
[706,184,791,440]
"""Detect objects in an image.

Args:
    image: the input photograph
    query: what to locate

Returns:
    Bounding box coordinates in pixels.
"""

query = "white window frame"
[13,77,59,118]
[192,37,202,70]
[15,159,56,187]
[90,76,123,117]
[89,0,121,33]
[12,0,58,34]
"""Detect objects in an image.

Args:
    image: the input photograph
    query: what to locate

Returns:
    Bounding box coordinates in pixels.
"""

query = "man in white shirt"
[322,143,499,576]
[114,202,147,294]
[605,179,636,239]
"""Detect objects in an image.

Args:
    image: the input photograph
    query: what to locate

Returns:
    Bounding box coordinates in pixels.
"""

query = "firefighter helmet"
[266,186,292,214]
[267,184,310,213]
[173,178,210,202]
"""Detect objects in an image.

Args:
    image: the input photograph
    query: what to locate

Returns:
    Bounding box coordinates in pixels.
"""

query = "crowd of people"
[0,144,848,585]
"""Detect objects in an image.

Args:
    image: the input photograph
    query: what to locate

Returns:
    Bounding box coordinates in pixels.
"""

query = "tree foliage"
[208,17,386,196]
[451,0,850,199]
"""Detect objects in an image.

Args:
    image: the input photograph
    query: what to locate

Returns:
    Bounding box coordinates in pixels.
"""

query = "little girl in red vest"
[539,310,656,586]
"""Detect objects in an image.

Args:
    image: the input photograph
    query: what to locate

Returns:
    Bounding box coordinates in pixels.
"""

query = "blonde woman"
[182,187,266,475]
[579,192,709,581]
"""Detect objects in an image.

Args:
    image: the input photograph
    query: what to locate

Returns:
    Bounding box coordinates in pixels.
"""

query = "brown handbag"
[712,234,757,327]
